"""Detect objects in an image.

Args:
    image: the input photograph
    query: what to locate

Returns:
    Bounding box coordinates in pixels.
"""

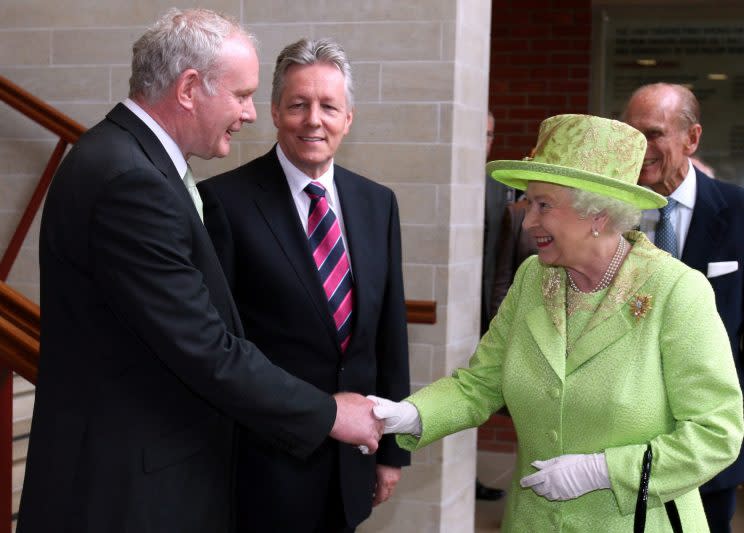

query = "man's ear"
[175,69,200,111]
[683,123,702,156]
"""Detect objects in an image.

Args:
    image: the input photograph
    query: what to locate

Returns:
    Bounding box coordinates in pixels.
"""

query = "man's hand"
[329,392,383,453]
[372,465,401,507]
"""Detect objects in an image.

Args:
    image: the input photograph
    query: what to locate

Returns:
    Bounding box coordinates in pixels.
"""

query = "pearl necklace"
[567,236,627,293]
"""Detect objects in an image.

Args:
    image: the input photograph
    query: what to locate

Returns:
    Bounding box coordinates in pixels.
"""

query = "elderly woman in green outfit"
[371,115,744,532]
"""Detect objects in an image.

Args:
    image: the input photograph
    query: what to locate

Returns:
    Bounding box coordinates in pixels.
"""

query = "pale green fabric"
[487,114,667,209]
[398,232,743,533]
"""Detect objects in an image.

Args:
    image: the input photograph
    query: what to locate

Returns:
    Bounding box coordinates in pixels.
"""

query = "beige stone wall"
[1,1,492,530]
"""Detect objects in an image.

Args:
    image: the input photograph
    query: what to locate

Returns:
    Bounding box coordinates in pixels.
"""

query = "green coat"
[399,232,743,532]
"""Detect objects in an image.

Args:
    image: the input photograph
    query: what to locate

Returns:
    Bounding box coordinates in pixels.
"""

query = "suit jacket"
[681,168,744,492]
[490,197,537,314]
[197,148,410,530]
[399,232,743,532]
[481,175,513,334]
[18,105,335,533]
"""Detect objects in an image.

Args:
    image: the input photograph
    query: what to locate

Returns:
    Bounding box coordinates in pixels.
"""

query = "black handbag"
[634,444,683,533]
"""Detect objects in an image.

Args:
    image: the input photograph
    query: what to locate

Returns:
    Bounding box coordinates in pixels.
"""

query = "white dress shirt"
[276,144,353,272]
[122,98,188,182]
[640,158,697,256]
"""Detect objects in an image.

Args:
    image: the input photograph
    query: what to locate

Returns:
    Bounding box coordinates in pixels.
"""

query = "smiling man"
[624,82,744,533]
[18,12,384,533]
[197,38,410,533]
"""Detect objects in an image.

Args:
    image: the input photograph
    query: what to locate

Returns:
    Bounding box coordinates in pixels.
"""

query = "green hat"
[486,114,667,209]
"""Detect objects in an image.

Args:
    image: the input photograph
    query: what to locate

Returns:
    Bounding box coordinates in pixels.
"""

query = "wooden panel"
[405,299,436,324]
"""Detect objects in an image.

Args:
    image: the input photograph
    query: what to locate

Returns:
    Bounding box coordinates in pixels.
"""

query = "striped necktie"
[655,198,678,258]
[304,181,353,352]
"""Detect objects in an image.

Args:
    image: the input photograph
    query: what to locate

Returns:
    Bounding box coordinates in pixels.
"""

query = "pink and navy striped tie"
[304,181,353,352]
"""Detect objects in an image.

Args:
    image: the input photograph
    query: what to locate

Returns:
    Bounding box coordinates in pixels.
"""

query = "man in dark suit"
[624,82,744,533]
[198,38,410,532]
[18,10,382,533]
[482,110,515,335]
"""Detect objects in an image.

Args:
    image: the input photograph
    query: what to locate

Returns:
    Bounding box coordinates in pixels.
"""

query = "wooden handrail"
[0,282,39,385]
[0,75,85,144]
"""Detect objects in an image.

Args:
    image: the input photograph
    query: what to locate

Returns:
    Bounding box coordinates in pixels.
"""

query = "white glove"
[519,453,610,501]
[367,395,422,435]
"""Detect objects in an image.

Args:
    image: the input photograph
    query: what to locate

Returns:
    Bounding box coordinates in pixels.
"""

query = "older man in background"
[624,82,744,533]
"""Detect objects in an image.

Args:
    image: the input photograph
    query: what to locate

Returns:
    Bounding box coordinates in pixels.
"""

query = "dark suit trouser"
[702,486,737,533]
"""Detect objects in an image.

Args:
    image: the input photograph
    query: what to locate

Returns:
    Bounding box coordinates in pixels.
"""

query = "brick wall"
[478,0,592,453]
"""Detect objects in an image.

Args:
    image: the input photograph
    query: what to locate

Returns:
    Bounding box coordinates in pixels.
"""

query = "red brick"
[553,25,591,38]
[477,427,496,440]
[495,429,518,441]
[565,38,592,51]
[554,0,592,10]
[509,108,549,120]
[492,66,532,79]
[570,66,590,78]
[490,109,507,120]
[528,94,567,106]
[531,66,570,79]
[550,52,591,65]
[489,94,526,106]
[507,53,550,66]
[569,94,589,110]
[507,134,540,147]
[550,79,589,92]
[574,10,592,25]
[491,39,534,53]
[531,11,575,26]
[492,147,529,160]
[509,26,549,38]
[492,121,526,134]
[514,0,557,8]
[490,80,510,93]
[530,38,571,52]
[478,441,517,453]
[510,80,548,93]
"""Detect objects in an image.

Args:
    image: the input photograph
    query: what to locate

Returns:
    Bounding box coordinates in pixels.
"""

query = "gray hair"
[570,189,641,233]
[623,82,701,131]
[129,8,256,103]
[271,38,354,107]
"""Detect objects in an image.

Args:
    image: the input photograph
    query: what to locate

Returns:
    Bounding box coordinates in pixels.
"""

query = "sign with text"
[595,8,744,184]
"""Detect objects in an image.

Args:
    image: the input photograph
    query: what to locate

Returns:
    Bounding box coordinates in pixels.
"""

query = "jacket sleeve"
[92,168,336,459]
[604,269,744,515]
[397,257,534,451]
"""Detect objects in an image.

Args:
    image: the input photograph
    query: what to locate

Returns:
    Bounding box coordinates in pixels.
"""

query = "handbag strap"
[633,444,683,533]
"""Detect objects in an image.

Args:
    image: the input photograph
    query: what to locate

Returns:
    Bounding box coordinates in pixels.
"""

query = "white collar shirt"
[122,98,188,181]
[276,144,353,272]
[640,159,697,256]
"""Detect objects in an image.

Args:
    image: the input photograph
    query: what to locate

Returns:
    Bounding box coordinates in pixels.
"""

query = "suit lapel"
[106,104,202,225]
[252,151,341,348]
[681,170,728,274]
[106,104,241,333]
[334,167,367,344]
[527,267,567,381]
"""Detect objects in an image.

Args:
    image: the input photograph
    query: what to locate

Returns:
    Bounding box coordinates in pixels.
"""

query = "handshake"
[330,393,421,454]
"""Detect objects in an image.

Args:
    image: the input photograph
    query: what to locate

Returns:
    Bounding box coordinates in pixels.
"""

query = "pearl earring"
[592,229,599,238]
